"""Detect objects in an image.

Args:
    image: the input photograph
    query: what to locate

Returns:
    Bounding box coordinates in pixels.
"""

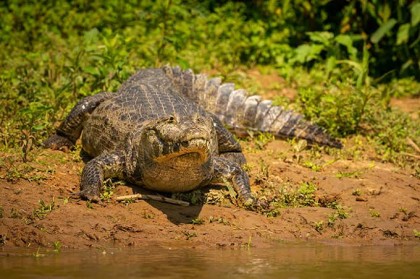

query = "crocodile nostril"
[168,116,175,123]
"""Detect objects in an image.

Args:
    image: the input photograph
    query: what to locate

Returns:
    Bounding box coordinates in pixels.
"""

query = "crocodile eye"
[168,116,175,122]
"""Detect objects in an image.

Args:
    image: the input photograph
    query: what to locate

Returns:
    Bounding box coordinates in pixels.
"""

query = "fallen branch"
[115,193,190,206]
[400,152,420,160]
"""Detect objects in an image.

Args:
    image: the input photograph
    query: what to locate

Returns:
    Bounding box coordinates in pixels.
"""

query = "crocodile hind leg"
[79,152,125,201]
[44,92,114,150]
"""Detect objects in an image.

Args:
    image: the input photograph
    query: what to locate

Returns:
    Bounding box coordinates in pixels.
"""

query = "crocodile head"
[138,113,218,192]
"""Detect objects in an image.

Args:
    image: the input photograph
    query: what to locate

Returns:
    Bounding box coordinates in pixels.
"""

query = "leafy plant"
[296,182,318,207]
[33,199,55,219]
[314,221,324,233]
[0,0,418,202]
[369,208,381,218]
[191,218,205,225]
[53,241,62,252]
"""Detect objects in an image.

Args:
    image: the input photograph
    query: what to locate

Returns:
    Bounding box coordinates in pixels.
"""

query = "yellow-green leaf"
[411,3,420,26]
[371,18,397,44]
[396,23,410,45]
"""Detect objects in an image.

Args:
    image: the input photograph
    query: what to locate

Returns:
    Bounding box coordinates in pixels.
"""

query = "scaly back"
[162,66,342,148]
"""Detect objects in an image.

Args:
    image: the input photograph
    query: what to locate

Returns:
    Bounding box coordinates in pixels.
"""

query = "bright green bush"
[0,0,418,163]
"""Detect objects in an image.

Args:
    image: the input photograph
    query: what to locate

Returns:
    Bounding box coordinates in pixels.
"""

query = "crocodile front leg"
[212,156,253,206]
[44,92,114,150]
[211,114,247,165]
[79,152,125,201]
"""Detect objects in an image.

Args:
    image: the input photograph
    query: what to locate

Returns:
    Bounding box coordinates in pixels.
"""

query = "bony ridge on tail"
[44,66,342,208]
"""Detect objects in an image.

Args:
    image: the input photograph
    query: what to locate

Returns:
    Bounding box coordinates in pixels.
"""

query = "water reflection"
[1,243,419,279]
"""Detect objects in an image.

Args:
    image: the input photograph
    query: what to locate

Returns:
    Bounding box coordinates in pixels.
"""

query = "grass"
[142,211,156,219]
[100,178,123,202]
[33,199,55,220]
[0,1,418,160]
[336,170,364,179]
[9,208,23,219]
[182,231,197,240]
[86,201,94,209]
[369,209,381,218]
[314,221,324,233]
[32,248,46,258]
[52,241,62,252]
[0,1,418,216]
[208,216,230,226]
[327,206,351,228]
[191,218,205,225]
[352,189,363,196]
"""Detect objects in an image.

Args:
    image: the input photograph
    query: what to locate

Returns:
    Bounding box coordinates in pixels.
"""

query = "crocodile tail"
[162,66,342,148]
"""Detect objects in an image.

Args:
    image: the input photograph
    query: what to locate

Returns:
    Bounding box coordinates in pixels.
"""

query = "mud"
[0,70,419,250]
[0,135,419,250]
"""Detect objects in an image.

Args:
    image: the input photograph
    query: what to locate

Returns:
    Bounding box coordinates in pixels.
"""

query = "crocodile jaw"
[153,138,210,163]
[142,141,213,192]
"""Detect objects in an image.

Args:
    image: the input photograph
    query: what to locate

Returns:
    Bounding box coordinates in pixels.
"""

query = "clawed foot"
[242,196,270,212]
[71,189,101,202]
[43,134,75,151]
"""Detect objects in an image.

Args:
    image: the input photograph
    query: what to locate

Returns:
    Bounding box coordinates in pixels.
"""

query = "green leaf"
[326,56,336,76]
[401,59,413,71]
[84,66,99,76]
[83,28,100,44]
[337,60,363,75]
[357,45,370,89]
[294,44,324,63]
[411,3,420,26]
[371,18,397,44]
[396,23,410,45]
[381,3,391,22]
[307,31,333,45]
[335,34,357,58]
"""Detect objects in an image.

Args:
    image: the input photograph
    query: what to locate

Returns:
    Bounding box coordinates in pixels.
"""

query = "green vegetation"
[0,1,418,207]
[182,231,197,240]
[352,188,363,196]
[100,178,123,202]
[86,201,94,209]
[53,241,62,252]
[369,208,381,218]
[254,181,321,216]
[32,248,46,258]
[1,0,418,153]
[33,199,55,219]
[208,216,230,225]
[142,211,156,219]
[314,221,324,233]
[327,206,351,228]
[191,217,205,225]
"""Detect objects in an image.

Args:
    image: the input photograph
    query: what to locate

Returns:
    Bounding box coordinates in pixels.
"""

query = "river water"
[1,242,419,278]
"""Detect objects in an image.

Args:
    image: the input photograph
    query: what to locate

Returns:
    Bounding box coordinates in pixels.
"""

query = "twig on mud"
[400,152,420,160]
[115,193,190,206]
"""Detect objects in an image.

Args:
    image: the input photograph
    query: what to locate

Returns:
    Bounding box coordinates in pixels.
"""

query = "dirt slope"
[0,136,418,250]
[1,70,419,250]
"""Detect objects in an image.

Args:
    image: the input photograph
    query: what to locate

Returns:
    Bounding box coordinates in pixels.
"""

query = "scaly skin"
[44,68,253,205]
[44,66,341,206]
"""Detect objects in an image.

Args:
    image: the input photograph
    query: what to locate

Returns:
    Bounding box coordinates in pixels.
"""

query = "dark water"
[1,243,419,279]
